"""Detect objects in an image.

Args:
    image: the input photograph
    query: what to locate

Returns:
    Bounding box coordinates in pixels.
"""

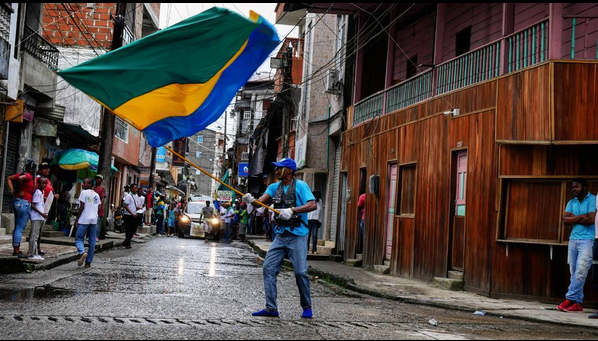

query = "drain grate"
[0,314,388,330]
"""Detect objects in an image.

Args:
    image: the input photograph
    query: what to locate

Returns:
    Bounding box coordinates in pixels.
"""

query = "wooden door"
[386,164,398,260]
[451,151,467,271]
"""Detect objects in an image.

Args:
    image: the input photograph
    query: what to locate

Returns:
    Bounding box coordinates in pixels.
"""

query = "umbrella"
[51,149,118,179]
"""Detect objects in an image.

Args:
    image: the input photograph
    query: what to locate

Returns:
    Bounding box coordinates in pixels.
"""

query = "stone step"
[138,225,156,235]
[384,260,391,266]
[433,277,464,291]
[345,259,362,267]
[448,270,464,281]
[329,254,343,263]
[356,253,363,260]
[374,264,390,275]
[42,224,55,231]
[0,228,5,236]
[308,247,332,257]
[41,231,65,238]
[324,241,335,248]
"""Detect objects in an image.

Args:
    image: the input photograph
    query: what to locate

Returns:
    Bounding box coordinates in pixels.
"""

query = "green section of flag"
[57,8,258,110]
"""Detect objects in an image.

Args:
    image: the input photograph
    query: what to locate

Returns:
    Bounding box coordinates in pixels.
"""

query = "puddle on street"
[0,286,79,302]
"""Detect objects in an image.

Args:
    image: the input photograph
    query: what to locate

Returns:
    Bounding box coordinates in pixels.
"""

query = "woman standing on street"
[7,160,37,258]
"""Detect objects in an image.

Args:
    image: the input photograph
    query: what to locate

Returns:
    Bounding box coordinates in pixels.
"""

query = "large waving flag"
[58,7,279,147]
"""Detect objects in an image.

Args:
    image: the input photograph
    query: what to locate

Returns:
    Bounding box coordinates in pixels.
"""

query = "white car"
[178,202,207,238]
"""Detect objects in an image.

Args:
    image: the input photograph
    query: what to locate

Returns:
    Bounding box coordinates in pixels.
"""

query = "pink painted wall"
[561,3,598,59]
[514,3,549,31]
[392,12,436,83]
[442,3,503,61]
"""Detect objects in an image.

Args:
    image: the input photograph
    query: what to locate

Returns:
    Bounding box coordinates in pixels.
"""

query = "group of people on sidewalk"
[7,160,107,267]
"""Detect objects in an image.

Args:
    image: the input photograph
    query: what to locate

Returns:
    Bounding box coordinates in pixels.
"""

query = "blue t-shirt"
[265,180,315,236]
[565,193,596,240]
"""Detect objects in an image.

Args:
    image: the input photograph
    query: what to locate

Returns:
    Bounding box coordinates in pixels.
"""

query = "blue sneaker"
[301,308,313,319]
[252,309,279,318]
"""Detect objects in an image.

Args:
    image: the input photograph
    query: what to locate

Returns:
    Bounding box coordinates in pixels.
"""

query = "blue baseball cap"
[272,158,297,171]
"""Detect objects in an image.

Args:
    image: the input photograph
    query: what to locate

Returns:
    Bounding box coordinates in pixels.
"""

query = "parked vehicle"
[177,201,222,240]
[113,204,124,233]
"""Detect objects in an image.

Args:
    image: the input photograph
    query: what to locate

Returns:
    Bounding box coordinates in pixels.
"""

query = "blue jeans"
[13,199,31,247]
[156,214,164,234]
[75,224,97,264]
[222,222,230,241]
[592,240,598,290]
[263,232,311,311]
[307,220,320,252]
[566,239,595,304]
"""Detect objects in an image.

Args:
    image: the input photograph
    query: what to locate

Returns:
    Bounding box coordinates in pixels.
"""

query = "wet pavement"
[0,236,597,340]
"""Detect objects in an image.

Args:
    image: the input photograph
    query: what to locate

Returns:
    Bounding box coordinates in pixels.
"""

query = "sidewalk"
[0,231,152,274]
[246,237,598,330]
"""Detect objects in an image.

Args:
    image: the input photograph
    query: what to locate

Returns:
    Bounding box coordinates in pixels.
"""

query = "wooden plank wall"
[495,63,551,142]
[554,62,598,142]
[342,61,598,300]
[342,79,498,292]
[492,144,598,302]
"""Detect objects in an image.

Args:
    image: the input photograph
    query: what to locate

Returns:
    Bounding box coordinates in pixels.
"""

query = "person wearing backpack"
[7,160,37,258]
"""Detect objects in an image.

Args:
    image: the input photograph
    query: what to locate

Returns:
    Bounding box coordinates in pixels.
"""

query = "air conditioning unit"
[326,69,341,94]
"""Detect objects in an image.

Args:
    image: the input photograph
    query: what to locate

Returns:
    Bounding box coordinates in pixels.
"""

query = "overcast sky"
[158,4,299,141]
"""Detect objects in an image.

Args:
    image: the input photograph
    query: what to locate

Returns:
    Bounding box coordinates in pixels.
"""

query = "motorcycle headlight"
[210,218,220,225]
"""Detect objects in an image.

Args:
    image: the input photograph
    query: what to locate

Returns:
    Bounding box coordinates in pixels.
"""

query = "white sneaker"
[27,255,44,262]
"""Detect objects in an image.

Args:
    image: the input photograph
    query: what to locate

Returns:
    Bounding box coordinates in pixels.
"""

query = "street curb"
[1,239,128,274]
[244,240,598,330]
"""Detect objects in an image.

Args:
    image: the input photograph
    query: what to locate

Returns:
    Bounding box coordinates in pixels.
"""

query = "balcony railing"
[437,41,501,95]
[386,70,433,113]
[354,19,551,126]
[353,91,384,126]
[23,25,59,70]
[0,3,12,42]
[506,20,548,73]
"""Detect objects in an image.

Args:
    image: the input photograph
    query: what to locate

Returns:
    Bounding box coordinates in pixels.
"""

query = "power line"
[66,3,110,53]
[0,4,90,61]
[61,3,101,56]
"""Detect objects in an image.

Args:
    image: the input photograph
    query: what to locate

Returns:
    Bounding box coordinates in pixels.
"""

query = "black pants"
[123,215,137,247]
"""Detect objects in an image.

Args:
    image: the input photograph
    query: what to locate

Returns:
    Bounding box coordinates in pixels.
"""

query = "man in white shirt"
[307,191,323,253]
[220,202,233,243]
[247,200,255,235]
[74,178,101,268]
[122,184,138,249]
[134,187,146,229]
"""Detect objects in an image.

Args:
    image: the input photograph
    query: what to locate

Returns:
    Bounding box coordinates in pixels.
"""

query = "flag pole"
[164,145,280,215]
[95,103,280,215]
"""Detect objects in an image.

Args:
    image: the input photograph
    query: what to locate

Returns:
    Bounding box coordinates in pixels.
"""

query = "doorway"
[449,150,467,272]
[385,163,398,260]
[357,168,367,255]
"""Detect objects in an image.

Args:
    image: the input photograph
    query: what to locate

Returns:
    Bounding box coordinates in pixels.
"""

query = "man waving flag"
[58,7,279,147]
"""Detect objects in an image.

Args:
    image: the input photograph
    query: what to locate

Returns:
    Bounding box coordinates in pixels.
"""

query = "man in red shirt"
[93,175,107,239]
[7,160,37,258]
[357,193,366,253]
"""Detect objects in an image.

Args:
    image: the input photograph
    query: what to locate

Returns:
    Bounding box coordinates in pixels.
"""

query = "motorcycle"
[113,204,125,233]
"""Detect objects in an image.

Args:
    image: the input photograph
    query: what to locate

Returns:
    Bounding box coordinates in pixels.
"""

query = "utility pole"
[148,147,157,190]
[223,110,227,176]
[97,4,126,239]
[281,46,293,158]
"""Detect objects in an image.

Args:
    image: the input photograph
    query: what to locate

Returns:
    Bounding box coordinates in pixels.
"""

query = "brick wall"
[42,3,117,50]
